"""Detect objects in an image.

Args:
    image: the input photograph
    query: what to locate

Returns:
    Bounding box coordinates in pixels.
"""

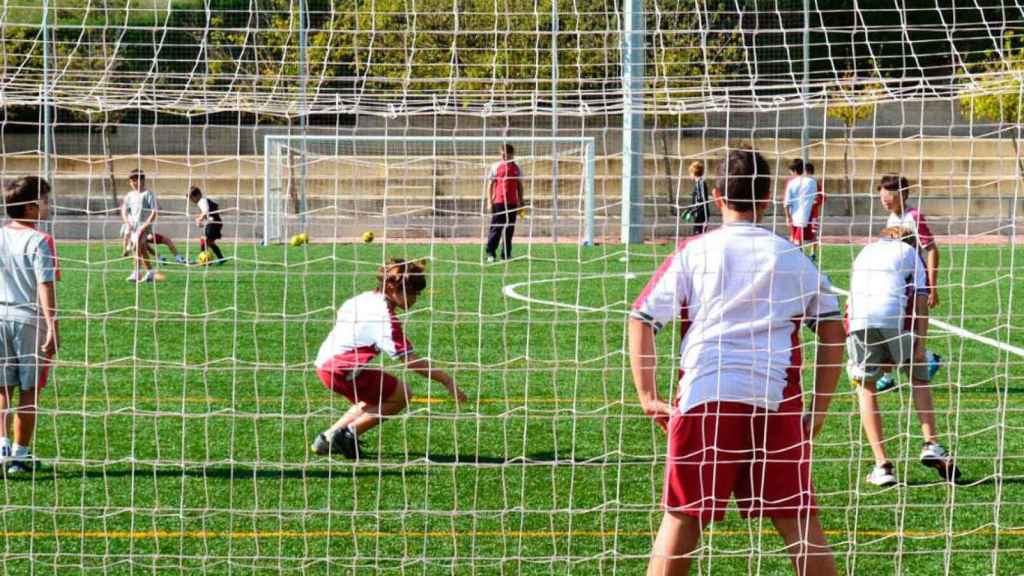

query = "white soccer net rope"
[0,1,1021,573]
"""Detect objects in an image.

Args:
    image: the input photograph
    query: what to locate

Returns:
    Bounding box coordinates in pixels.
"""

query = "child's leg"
[647,511,702,576]
[13,386,36,448]
[349,381,411,435]
[208,239,224,261]
[154,233,179,256]
[0,385,12,441]
[856,380,889,465]
[772,515,838,576]
[910,377,938,444]
[325,402,367,437]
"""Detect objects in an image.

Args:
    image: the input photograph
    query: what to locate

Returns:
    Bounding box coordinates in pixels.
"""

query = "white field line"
[503,274,1024,359]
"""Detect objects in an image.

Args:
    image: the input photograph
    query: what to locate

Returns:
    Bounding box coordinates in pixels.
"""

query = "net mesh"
[0,1,1021,574]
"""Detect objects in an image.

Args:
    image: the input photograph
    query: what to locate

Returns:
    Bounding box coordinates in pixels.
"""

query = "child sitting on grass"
[311,258,467,459]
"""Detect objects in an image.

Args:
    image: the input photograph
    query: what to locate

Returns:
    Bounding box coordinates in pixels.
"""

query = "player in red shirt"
[485,144,525,262]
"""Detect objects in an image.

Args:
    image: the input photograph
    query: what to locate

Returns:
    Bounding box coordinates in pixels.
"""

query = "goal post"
[262,135,597,245]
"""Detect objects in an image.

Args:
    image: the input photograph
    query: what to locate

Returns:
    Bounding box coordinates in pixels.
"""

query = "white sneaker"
[126,271,139,282]
[175,255,188,265]
[866,462,898,487]
[138,271,156,283]
[920,442,962,482]
[486,256,495,264]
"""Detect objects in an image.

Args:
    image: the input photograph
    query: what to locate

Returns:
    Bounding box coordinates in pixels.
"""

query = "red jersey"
[489,160,521,206]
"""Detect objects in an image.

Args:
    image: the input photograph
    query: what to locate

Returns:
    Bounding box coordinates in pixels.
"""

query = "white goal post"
[262,135,597,245]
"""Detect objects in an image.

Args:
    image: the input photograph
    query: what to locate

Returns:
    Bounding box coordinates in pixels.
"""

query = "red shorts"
[663,401,817,525]
[790,225,816,244]
[316,357,399,406]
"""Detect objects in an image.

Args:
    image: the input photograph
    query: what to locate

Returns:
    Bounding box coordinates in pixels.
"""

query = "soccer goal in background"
[262,135,598,245]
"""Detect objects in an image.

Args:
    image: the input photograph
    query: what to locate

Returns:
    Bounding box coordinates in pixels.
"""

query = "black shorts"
[204,223,223,241]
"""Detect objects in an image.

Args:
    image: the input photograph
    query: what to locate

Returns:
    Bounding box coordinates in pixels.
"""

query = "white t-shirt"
[785,176,818,227]
[630,223,840,414]
[314,291,414,369]
[886,208,935,250]
[123,189,158,229]
[847,238,928,332]
[0,224,59,324]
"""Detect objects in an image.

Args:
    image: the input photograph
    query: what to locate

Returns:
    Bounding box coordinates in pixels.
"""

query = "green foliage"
[959,33,1024,125]
[826,78,882,129]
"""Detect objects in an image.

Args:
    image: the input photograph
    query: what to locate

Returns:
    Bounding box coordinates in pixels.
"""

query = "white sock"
[0,437,10,455]
[12,443,29,458]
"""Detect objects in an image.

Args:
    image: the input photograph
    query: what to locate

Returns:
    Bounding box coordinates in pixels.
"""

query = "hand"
[42,325,58,357]
[802,411,826,439]
[928,289,939,309]
[641,397,672,432]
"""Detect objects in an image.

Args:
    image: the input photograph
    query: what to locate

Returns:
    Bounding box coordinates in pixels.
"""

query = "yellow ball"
[289,234,302,247]
[362,231,375,243]
[196,250,212,266]
[298,232,309,244]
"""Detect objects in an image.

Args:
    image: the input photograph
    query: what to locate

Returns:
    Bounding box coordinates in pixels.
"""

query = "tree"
[959,33,1024,176]
[826,77,882,205]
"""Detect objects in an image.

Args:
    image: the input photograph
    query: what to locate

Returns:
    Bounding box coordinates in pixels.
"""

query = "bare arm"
[38,281,58,357]
[405,354,467,403]
[804,318,844,438]
[925,244,940,308]
[628,317,671,432]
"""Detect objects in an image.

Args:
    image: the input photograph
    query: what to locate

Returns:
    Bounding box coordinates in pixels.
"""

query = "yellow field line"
[2,528,1022,540]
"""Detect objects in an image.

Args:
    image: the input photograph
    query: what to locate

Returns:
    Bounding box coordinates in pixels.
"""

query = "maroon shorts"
[316,357,399,406]
[790,225,816,244]
[663,401,817,525]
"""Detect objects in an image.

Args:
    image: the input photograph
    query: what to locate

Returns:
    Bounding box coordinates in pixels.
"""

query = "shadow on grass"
[902,476,1024,488]
[378,451,654,465]
[19,463,422,482]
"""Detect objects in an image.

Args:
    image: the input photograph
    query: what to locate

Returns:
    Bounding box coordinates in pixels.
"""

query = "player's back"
[314,291,393,368]
[848,239,924,331]
[673,224,835,411]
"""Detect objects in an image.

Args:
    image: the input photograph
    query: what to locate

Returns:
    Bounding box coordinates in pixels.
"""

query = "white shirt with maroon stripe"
[314,291,413,370]
[630,223,840,414]
[886,207,935,250]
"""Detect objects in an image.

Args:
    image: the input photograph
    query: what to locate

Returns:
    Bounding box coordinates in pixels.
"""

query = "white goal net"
[0,1,1020,574]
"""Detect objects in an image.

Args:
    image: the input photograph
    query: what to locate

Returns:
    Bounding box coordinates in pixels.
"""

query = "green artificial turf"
[1,240,1022,574]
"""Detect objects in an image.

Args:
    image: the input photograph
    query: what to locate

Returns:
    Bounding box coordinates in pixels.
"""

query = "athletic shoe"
[311,433,332,456]
[927,351,943,381]
[138,271,156,283]
[0,444,9,466]
[175,255,188,265]
[6,453,36,475]
[159,256,167,263]
[486,256,496,264]
[334,428,362,460]
[875,373,896,392]
[126,271,139,282]
[866,462,898,487]
[920,442,961,482]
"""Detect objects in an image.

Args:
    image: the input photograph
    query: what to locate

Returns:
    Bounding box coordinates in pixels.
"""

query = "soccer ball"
[289,234,302,247]
[298,232,309,244]
[362,231,375,243]
[196,250,212,266]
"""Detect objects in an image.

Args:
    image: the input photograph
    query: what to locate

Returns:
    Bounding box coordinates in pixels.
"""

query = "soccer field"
[4,241,1023,574]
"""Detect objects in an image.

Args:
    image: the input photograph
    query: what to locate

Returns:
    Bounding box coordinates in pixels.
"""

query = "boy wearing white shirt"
[629,148,844,576]
[846,226,961,486]
[784,158,820,261]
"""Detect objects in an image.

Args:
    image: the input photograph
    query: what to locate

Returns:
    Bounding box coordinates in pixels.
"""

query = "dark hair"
[128,168,145,181]
[188,186,203,200]
[715,148,771,213]
[787,158,804,175]
[377,258,428,300]
[4,176,51,219]
[500,143,515,157]
[805,162,815,175]
[879,174,910,199]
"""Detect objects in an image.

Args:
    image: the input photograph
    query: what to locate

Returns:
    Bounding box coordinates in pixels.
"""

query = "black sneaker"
[332,428,362,460]
[6,454,37,475]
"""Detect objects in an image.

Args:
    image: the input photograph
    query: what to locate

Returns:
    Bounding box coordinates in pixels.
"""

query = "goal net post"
[262,135,597,245]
